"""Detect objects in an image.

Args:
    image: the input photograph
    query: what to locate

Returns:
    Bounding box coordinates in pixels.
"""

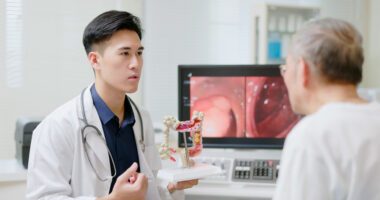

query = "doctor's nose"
[129,55,142,70]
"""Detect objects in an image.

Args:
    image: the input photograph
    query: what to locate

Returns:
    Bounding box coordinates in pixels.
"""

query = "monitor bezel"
[178,64,286,149]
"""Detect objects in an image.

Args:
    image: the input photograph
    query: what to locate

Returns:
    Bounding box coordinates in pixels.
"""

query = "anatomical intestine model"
[159,111,204,168]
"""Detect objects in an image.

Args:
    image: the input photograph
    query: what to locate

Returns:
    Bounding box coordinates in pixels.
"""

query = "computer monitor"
[178,65,301,149]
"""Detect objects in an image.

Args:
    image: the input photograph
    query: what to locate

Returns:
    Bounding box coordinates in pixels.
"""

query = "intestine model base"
[159,111,204,168]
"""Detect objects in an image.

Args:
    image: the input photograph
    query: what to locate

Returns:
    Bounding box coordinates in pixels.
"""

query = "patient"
[273,18,380,200]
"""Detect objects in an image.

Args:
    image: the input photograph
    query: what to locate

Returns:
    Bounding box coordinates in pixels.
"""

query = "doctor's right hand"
[98,162,148,200]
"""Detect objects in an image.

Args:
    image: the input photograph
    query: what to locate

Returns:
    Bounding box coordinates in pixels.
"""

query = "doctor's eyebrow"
[118,47,144,51]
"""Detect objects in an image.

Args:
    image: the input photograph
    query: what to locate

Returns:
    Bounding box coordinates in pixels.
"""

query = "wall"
[365,0,380,88]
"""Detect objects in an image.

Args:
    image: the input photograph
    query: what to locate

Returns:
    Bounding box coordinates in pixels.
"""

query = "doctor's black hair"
[82,10,142,54]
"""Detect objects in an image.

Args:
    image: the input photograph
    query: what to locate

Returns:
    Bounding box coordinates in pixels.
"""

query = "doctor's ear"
[88,52,101,70]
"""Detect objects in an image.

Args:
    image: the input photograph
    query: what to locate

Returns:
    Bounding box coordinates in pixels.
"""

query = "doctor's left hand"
[167,179,199,193]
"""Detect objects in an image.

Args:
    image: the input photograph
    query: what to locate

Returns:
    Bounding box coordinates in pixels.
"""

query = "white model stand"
[157,162,222,182]
[158,112,222,182]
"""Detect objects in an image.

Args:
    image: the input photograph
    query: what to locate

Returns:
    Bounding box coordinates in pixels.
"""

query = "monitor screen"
[178,65,301,149]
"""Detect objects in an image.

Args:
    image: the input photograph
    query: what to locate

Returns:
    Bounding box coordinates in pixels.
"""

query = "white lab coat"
[26,85,183,200]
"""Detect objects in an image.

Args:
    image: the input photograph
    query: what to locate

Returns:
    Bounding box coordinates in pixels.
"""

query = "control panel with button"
[193,157,280,184]
[232,159,280,183]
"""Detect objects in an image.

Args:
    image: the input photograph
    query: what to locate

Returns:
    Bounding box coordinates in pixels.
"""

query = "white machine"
[167,64,299,199]
[172,149,282,200]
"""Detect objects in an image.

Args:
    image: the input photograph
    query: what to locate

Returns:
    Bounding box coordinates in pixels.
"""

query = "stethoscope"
[80,88,144,181]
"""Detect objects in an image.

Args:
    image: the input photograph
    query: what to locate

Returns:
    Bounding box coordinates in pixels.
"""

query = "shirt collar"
[90,85,135,126]
[123,96,136,126]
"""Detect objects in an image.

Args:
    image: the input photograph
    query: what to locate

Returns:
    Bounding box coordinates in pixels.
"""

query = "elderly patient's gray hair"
[291,18,364,85]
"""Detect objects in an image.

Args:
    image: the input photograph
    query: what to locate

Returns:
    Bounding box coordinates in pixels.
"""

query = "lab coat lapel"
[130,100,161,199]
[79,85,111,177]
[130,99,152,177]
[131,100,144,152]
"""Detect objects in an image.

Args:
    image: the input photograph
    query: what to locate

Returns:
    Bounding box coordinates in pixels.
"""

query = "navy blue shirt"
[90,85,140,192]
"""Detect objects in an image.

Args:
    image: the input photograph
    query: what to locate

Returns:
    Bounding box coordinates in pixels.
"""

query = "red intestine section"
[175,113,203,157]
[190,77,245,138]
[246,77,300,138]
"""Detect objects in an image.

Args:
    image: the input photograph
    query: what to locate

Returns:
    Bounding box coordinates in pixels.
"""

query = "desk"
[0,159,27,200]
[185,181,275,200]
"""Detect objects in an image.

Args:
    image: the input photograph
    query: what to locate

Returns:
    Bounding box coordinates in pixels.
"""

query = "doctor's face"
[94,29,143,94]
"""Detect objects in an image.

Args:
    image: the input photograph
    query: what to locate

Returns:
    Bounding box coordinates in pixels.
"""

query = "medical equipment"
[193,156,280,184]
[173,65,288,199]
[157,111,222,182]
[15,117,41,168]
[80,88,144,181]
[178,65,301,149]
[159,111,204,167]
[232,159,279,183]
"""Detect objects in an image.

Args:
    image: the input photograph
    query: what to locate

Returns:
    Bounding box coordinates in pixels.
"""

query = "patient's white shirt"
[273,102,380,200]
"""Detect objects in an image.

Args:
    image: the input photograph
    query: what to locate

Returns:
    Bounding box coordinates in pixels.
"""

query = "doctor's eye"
[137,51,143,56]
[121,52,130,56]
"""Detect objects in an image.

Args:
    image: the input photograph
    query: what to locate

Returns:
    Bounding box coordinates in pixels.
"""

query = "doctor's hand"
[167,179,199,193]
[100,162,148,200]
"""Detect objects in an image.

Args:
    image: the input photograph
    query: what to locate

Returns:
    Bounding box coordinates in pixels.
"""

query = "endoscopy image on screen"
[189,76,300,138]
[245,77,300,138]
[190,77,245,138]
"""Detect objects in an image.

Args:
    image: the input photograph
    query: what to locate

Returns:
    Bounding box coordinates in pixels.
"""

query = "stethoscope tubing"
[79,87,144,181]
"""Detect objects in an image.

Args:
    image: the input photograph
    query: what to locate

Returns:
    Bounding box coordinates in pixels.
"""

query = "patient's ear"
[299,57,311,88]
[88,52,101,70]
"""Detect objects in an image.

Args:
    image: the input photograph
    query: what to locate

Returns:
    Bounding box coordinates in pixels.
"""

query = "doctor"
[27,10,197,200]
